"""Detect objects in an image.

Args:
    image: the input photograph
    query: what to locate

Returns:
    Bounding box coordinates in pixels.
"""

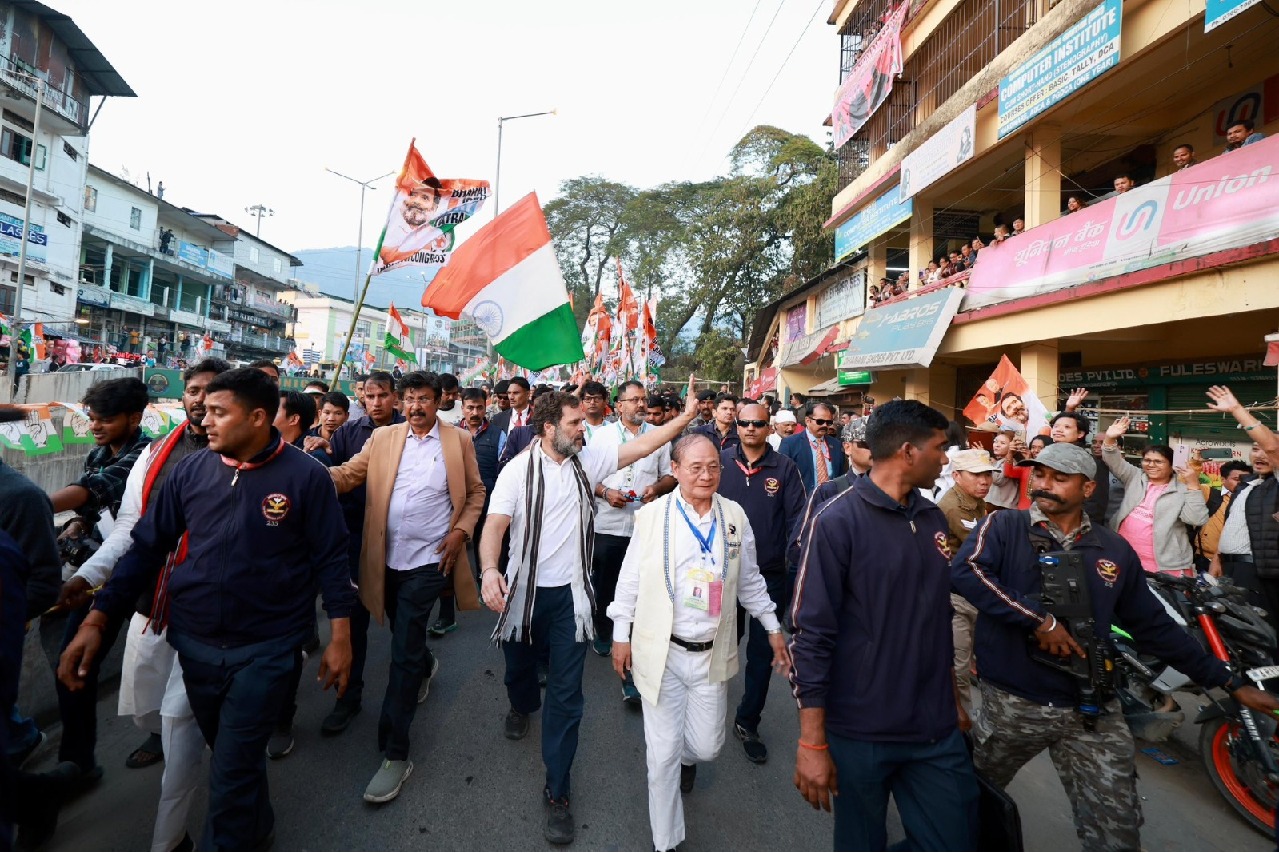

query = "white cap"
[773,410,797,424]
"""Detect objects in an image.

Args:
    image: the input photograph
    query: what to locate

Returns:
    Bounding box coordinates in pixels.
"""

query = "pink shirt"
[1118,482,1170,574]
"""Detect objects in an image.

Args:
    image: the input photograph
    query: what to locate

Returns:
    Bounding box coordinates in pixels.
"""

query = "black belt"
[670,635,714,652]
[1221,554,1255,564]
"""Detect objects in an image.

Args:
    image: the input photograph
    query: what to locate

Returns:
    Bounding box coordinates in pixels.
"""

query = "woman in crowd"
[1101,416,1208,577]
[985,430,1023,509]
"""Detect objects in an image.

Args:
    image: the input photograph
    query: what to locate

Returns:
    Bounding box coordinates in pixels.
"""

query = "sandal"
[126,733,164,769]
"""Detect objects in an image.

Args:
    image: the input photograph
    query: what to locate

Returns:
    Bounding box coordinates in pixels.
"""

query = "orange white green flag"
[384,302,416,363]
[421,193,584,371]
[371,140,489,276]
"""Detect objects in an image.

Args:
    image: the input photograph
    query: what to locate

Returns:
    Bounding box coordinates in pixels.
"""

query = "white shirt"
[766,433,781,450]
[1219,478,1262,556]
[385,421,453,570]
[588,420,672,537]
[437,403,465,425]
[508,405,530,430]
[489,442,619,587]
[609,494,781,643]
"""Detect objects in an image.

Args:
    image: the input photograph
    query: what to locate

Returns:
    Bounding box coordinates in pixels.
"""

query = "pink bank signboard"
[964,134,1279,309]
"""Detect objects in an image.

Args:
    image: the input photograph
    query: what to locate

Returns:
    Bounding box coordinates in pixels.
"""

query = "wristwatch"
[767,627,783,636]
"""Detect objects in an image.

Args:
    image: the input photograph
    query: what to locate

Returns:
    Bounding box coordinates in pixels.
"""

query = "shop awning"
[779,325,841,368]
[808,377,844,396]
[839,286,965,371]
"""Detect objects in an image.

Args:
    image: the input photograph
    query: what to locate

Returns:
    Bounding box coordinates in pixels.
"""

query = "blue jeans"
[171,630,304,851]
[827,728,978,851]
[734,571,790,731]
[378,564,447,761]
[502,584,587,800]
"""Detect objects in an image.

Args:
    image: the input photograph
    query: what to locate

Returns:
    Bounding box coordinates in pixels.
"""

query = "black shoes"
[680,763,696,794]
[544,788,575,844]
[734,721,768,764]
[504,709,530,740]
[320,702,360,736]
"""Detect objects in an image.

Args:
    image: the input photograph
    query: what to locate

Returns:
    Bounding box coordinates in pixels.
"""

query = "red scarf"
[144,423,196,632]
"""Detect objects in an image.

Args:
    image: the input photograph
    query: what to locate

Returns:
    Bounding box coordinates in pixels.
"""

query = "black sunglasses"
[810,418,833,426]
[736,419,769,429]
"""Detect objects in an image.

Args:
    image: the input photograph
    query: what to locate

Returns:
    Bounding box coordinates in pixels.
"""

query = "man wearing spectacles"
[779,402,848,494]
[580,381,612,441]
[716,403,805,765]
[587,381,677,703]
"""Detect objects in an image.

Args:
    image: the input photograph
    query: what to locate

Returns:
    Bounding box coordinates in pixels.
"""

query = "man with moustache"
[936,449,1002,715]
[60,367,354,851]
[768,410,797,450]
[327,371,485,802]
[479,382,697,844]
[952,440,1279,850]
[779,401,848,494]
[58,358,230,851]
[715,403,804,764]
[695,393,741,452]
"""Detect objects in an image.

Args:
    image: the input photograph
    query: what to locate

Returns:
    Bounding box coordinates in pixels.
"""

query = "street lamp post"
[325,168,393,308]
[5,74,44,399]
[495,109,556,216]
[245,203,274,236]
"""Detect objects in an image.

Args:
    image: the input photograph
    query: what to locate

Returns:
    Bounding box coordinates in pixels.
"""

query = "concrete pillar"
[1024,124,1062,229]
[868,239,887,297]
[174,276,184,312]
[908,198,933,288]
[103,244,114,291]
[1020,342,1060,416]
[142,259,155,300]
[903,363,957,417]
[204,283,213,319]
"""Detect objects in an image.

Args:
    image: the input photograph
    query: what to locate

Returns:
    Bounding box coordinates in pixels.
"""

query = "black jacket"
[1244,477,1279,579]
[0,461,59,619]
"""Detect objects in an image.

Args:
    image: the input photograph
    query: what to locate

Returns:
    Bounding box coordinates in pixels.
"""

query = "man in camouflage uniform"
[951,443,1279,851]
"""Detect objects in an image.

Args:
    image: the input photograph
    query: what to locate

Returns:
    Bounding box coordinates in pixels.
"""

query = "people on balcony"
[1225,118,1265,151]
[1172,143,1196,170]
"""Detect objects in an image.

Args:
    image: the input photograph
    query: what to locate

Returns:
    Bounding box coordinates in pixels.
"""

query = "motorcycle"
[1111,573,1279,837]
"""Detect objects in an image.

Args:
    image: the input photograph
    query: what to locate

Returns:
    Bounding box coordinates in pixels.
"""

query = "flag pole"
[331,271,373,386]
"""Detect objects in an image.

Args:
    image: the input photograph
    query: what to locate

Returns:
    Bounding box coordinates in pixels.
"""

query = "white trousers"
[116,613,205,852]
[641,643,727,853]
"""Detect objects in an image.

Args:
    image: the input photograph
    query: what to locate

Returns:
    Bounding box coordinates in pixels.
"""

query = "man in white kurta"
[608,433,791,853]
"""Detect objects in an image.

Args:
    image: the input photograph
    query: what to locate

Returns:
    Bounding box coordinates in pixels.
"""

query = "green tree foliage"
[546,126,834,382]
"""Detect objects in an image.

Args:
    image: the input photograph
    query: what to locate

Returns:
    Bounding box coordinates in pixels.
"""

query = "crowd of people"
[2,365,1279,852]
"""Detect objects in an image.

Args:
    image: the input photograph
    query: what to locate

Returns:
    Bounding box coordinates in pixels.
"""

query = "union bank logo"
[1115,199,1160,240]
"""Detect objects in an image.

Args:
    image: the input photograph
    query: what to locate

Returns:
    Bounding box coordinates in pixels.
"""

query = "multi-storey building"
[78,166,235,359]
[0,1,133,332]
[748,0,1279,452]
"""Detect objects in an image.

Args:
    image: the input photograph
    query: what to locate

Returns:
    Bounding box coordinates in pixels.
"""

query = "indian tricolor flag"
[421,193,584,370]
[384,302,416,363]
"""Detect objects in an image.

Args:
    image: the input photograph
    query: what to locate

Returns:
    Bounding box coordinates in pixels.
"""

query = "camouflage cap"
[1016,441,1097,479]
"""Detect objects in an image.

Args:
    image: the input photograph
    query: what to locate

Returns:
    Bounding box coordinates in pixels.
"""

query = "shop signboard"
[1206,0,1263,31]
[997,0,1122,139]
[835,187,912,262]
[785,303,808,342]
[178,241,234,279]
[965,133,1279,309]
[899,105,977,202]
[839,287,964,371]
[817,268,867,328]
[0,211,47,263]
[1058,356,1271,388]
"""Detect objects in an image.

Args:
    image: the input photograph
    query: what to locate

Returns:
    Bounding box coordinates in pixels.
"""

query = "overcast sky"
[57,0,836,284]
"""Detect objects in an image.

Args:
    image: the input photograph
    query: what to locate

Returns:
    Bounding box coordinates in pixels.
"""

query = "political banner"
[899,105,976,202]
[0,405,61,455]
[372,140,489,276]
[962,355,1051,437]
[997,0,1122,139]
[831,3,908,149]
[965,132,1279,309]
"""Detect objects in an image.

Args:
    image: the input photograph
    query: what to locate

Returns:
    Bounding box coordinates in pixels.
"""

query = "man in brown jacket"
[936,449,1001,714]
[329,371,486,803]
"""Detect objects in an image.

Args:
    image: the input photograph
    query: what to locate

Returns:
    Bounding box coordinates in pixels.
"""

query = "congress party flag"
[384,302,417,363]
[371,140,490,277]
[962,355,1051,437]
[421,193,584,371]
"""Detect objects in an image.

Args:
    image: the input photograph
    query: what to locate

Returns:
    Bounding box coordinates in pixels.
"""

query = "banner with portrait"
[962,355,1050,437]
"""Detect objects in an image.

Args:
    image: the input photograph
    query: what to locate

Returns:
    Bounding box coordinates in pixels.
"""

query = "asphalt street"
[21,605,1276,851]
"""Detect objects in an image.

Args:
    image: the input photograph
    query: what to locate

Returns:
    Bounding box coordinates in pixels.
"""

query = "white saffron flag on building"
[421,193,584,370]
[371,139,489,276]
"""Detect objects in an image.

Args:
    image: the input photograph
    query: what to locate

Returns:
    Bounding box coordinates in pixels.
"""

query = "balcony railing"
[0,53,87,130]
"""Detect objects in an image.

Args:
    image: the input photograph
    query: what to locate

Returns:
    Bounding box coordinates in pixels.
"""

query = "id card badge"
[709,580,723,617]
[684,568,713,611]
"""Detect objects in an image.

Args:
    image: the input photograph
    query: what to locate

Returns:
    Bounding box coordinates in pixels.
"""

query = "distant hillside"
[291,246,438,311]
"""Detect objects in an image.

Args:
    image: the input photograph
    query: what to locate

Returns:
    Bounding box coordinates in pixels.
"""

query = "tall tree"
[543,177,636,321]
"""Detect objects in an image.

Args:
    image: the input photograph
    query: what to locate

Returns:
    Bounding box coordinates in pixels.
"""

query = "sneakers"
[621,676,641,707]
[504,709,530,740]
[428,618,457,638]
[363,759,413,803]
[266,725,295,760]
[734,721,768,764]
[320,701,360,736]
[591,636,611,657]
[417,654,441,705]
[544,788,575,845]
[680,763,697,794]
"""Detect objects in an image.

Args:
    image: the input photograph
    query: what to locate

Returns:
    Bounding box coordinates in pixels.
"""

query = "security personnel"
[59,367,355,851]
[716,402,804,764]
[952,441,1279,851]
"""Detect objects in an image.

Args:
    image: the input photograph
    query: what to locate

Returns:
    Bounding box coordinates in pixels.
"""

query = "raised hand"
[1206,385,1241,414]
[1105,416,1130,441]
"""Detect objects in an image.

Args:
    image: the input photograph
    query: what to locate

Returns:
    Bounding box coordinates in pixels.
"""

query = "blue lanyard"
[675,499,718,564]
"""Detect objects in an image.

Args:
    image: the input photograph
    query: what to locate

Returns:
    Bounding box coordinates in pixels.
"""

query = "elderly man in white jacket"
[608,433,790,853]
